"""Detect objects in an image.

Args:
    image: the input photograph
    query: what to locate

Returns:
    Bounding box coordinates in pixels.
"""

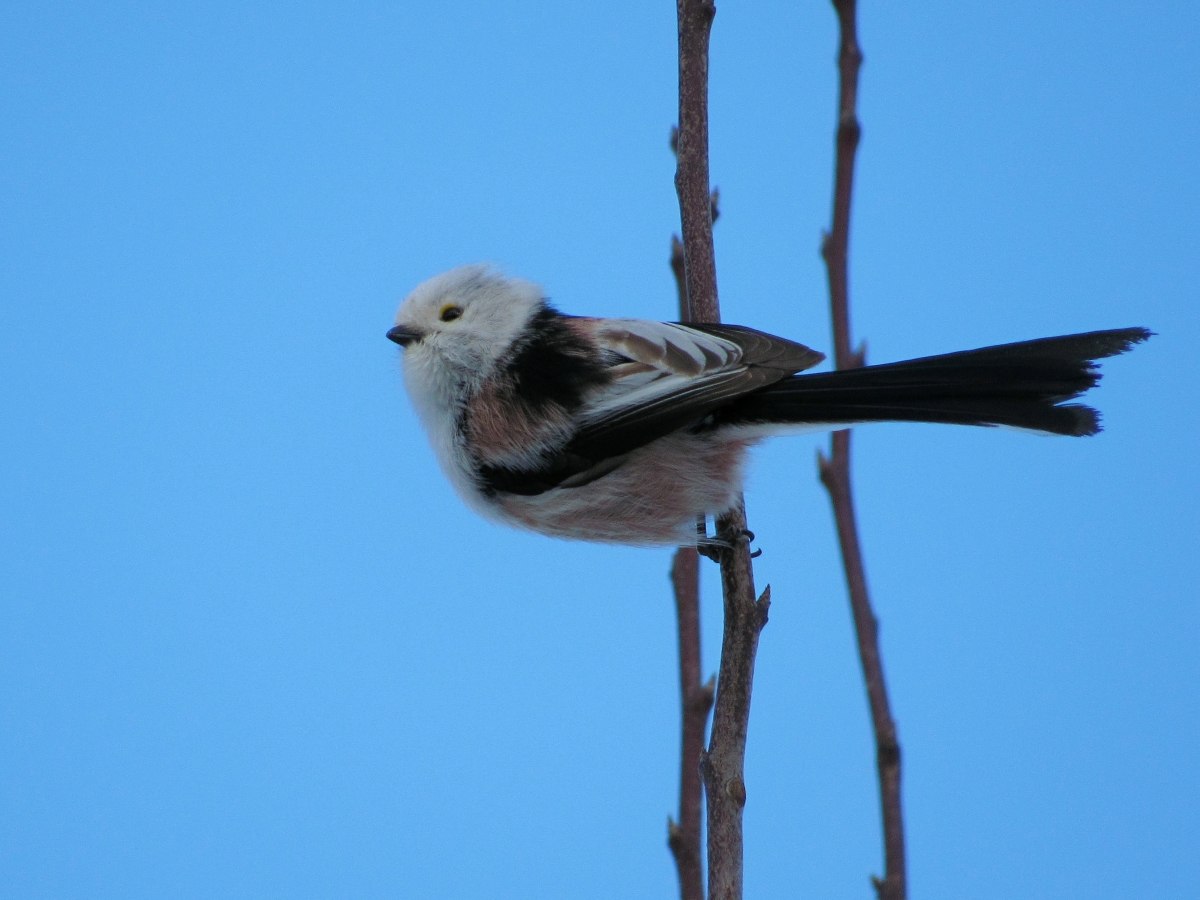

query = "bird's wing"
[478,318,825,497]
[566,317,825,461]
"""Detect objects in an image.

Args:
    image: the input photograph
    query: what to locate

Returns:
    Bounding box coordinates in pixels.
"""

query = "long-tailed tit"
[387,265,1149,546]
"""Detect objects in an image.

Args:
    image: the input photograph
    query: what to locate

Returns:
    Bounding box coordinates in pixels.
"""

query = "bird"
[386,264,1150,547]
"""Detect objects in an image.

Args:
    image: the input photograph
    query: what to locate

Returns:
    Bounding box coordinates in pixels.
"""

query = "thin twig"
[698,575,769,900]
[666,237,714,900]
[667,545,713,900]
[674,1,770,898]
[816,2,907,898]
[674,0,719,324]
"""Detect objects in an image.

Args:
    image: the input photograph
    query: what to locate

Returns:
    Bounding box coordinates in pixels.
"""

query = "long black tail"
[725,327,1151,436]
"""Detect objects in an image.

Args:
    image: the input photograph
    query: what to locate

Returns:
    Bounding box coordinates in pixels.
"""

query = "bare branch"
[674,1,769,897]
[667,544,713,900]
[699,577,769,900]
[674,0,718,323]
[817,2,907,898]
[665,238,713,900]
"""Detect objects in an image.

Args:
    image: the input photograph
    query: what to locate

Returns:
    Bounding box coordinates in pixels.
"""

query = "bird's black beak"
[386,325,423,347]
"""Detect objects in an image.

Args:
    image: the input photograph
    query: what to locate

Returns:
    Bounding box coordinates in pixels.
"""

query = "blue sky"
[2,3,1197,898]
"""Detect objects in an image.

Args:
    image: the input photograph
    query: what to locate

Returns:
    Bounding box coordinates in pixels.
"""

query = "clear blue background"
[2,3,1196,898]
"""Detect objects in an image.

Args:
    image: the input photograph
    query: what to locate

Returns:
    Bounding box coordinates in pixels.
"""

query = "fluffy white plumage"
[389,265,817,544]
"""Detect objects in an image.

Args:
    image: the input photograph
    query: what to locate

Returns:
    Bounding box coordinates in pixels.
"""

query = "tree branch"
[674,0,718,324]
[667,544,713,900]
[666,238,714,900]
[674,2,769,897]
[700,575,769,900]
[816,2,907,898]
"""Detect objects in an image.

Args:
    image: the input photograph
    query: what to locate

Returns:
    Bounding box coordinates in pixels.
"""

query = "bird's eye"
[439,304,463,323]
